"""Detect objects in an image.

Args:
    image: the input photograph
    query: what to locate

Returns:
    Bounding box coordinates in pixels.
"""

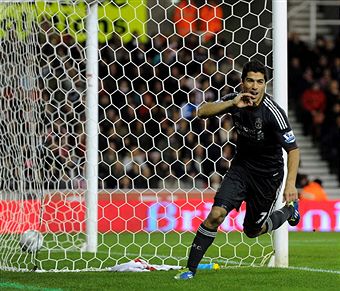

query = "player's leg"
[175,165,246,280]
[263,175,300,232]
[242,172,300,238]
[244,201,300,237]
[174,206,227,280]
[186,206,226,270]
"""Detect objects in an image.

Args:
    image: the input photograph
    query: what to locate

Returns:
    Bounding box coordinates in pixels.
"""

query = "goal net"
[0,0,279,272]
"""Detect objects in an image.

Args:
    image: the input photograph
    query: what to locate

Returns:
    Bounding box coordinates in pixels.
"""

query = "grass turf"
[1,232,340,290]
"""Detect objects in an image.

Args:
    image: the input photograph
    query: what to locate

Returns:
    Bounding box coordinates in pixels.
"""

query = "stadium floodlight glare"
[0,0,288,272]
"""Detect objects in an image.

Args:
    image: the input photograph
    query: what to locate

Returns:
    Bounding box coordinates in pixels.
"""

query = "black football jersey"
[221,92,298,176]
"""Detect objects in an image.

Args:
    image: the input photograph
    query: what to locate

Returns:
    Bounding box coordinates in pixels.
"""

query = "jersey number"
[256,212,268,224]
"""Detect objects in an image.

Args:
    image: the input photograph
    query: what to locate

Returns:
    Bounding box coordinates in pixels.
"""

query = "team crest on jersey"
[255,118,262,129]
[283,130,296,143]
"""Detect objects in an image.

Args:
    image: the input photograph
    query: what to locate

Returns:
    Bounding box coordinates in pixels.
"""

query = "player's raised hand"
[232,93,256,108]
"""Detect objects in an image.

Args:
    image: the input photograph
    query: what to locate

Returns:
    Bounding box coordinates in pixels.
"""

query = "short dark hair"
[241,60,268,82]
[313,178,323,186]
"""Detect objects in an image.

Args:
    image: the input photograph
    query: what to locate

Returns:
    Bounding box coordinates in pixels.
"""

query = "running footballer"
[175,60,300,280]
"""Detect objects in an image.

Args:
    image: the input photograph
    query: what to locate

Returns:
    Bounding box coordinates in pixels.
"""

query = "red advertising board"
[1,195,340,233]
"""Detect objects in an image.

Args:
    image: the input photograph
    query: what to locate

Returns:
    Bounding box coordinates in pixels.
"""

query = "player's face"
[241,72,266,106]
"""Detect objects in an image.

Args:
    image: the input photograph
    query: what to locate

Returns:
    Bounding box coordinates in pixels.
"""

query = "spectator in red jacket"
[300,82,326,140]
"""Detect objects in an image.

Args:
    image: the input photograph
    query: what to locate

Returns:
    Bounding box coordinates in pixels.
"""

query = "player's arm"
[284,148,300,204]
[197,93,255,119]
[269,103,300,204]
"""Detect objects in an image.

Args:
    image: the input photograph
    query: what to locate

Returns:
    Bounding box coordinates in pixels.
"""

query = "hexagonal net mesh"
[0,0,276,271]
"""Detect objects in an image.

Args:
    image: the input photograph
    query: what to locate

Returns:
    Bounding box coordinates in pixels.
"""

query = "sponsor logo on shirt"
[255,118,262,129]
[283,130,296,143]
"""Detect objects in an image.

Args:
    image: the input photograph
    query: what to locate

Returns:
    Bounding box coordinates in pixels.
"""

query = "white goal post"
[272,0,289,268]
[0,0,289,272]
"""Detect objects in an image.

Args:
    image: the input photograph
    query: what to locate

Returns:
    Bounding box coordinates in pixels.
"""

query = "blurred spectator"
[209,173,221,190]
[300,82,326,140]
[288,32,310,67]
[198,0,223,42]
[320,114,340,180]
[295,173,309,189]
[299,178,328,201]
[172,0,198,37]
[331,57,340,80]
[289,32,340,182]
[288,57,304,107]
[181,91,197,120]
[119,176,132,189]
[324,80,340,121]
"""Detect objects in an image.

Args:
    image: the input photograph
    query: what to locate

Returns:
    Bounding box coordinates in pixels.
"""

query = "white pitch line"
[285,266,340,275]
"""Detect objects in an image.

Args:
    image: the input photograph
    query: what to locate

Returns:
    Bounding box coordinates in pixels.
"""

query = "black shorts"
[213,164,283,233]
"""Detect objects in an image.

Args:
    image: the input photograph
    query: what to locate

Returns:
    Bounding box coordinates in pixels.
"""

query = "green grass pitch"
[1,232,340,290]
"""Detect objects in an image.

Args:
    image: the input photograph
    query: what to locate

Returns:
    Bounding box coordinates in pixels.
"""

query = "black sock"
[186,223,217,273]
[266,205,294,232]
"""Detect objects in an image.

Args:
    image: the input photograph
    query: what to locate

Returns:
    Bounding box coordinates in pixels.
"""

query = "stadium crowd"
[96,33,238,190]
[288,32,340,185]
[41,19,340,191]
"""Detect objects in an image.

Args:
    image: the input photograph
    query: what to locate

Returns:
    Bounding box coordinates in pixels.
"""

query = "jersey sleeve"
[266,100,298,152]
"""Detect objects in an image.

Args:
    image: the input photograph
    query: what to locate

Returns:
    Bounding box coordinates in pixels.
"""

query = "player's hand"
[282,184,298,204]
[232,93,255,108]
